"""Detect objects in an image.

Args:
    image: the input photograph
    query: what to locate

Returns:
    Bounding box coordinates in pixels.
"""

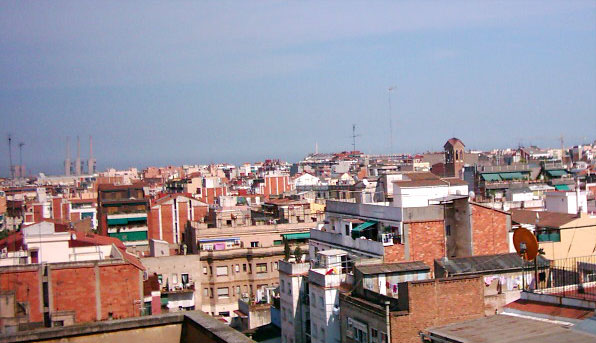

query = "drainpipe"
[385,301,391,343]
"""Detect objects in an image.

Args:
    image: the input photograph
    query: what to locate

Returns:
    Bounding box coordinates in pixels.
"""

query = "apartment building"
[195,223,313,323]
[147,194,208,245]
[97,183,150,247]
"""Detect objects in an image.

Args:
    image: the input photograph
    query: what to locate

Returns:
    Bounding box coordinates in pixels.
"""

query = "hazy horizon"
[1,1,595,176]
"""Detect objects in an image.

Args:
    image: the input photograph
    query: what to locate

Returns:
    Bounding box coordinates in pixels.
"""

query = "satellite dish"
[513,228,538,261]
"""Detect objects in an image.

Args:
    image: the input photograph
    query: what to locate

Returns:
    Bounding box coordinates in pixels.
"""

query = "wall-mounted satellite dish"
[513,227,538,261]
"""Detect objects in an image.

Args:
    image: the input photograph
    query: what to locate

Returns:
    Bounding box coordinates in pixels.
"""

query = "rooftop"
[356,261,430,275]
[434,253,549,276]
[0,311,254,343]
[425,313,596,343]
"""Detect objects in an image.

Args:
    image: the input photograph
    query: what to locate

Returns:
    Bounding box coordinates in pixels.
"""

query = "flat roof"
[426,314,596,343]
[357,261,430,275]
[435,253,549,275]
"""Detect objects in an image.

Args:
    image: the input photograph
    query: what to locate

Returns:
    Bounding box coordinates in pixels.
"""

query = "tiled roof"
[511,209,576,228]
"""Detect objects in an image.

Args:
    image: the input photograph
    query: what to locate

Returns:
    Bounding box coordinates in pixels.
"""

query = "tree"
[283,239,291,261]
[293,245,303,263]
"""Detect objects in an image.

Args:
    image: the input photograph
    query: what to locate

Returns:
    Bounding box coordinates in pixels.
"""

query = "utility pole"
[7,134,13,180]
[387,86,396,154]
[351,124,361,152]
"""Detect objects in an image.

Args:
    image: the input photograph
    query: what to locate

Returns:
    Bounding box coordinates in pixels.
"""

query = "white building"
[0,221,131,266]
[544,191,588,214]
[294,173,321,188]
[279,260,311,343]
[392,175,468,208]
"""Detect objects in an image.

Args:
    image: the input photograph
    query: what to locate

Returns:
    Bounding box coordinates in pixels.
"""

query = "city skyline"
[1,1,595,175]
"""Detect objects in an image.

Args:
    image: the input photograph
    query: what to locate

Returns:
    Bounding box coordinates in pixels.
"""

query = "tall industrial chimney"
[64,137,71,176]
[87,135,96,175]
[75,136,81,176]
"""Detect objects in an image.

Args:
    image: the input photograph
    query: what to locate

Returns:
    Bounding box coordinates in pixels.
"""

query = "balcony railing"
[522,255,596,302]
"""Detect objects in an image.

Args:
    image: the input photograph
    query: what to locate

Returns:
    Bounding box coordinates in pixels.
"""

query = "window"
[181,273,189,285]
[203,288,209,297]
[256,263,267,274]
[216,266,228,276]
[243,264,247,272]
[274,262,278,270]
[537,229,561,242]
[345,224,350,235]
[217,287,229,298]
[203,266,208,275]
[371,328,378,343]
[236,286,241,295]
[380,332,388,343]
[446,224,451,236]
[210,288,213,298]
[218,311,230,317]
[274,240,282,246]
[172,274,178,285]
[157,274,163,285]
[235,264,240,273]
[251,241,259,248]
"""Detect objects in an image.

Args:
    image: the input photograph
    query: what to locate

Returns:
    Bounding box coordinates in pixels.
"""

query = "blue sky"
[1,1,595,175]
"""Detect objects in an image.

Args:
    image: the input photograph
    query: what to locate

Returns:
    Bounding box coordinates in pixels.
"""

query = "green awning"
[107,217,146,225]
[481,173,502,182]
[107,218,128,225]
[499,172,524,180]
[108,231,148,242]
[546,170,567,177]
[555,184,570,191]
[160,296,168,306]
[352,220,377,233]
[283,232,310,240]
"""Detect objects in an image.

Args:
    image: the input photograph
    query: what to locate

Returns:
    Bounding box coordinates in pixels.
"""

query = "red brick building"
[340,276,485,343]
[147,194,208,245]
[0,258,144,331]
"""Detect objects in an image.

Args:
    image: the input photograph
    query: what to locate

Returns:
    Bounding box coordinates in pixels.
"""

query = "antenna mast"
[18,142,24,178]
[7,134,13,180]
[351,124,361,152]
[387,87,396,154]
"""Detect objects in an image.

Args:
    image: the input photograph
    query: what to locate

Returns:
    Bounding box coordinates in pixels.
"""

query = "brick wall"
[471,204,509,256]
[383,243,405,263]
[51,267,96,323]
[391,276,484,343]
[147,207,161,241]
[0,269,42,323]
[408,221,445,274]
[99,264,141,320]
[161,205,174,244]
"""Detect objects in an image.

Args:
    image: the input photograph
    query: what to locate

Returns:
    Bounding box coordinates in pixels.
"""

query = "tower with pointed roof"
[444,137,465,178]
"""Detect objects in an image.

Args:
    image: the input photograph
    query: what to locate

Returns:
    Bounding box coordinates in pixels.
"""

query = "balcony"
[308,268,347,288]
[310,229,384,256]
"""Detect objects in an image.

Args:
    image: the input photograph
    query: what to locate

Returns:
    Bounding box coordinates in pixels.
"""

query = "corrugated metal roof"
[356,261,430,275]
[435,253,549,275]
[426,314,596,343]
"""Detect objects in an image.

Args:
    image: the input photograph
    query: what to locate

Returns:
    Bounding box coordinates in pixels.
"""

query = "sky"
[1,1,595,176]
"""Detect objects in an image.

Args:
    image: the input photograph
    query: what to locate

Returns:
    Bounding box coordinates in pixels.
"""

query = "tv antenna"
[351,124,361,152]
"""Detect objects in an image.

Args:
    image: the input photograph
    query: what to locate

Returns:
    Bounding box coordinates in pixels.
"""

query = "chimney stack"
[87,135,96,175]
[75,136,81,176]
[64,137,71,176]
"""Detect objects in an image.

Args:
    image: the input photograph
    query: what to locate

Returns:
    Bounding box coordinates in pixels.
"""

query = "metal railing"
[523,255,596,301]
